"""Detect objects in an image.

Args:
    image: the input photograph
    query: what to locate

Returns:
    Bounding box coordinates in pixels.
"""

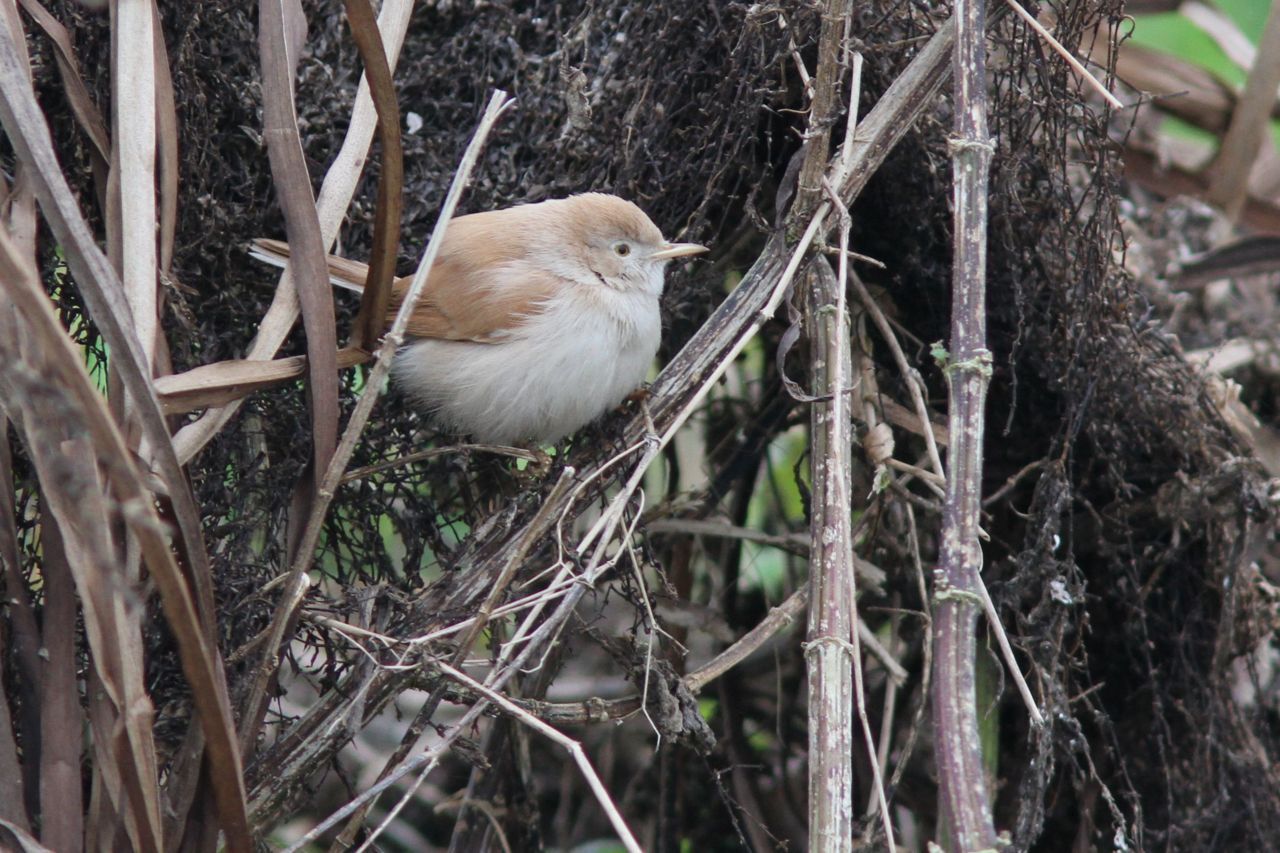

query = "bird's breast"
[391,283,663,445]
[520,286,660,366]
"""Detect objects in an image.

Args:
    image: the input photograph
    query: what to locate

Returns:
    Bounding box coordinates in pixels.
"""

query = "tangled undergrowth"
[1,0,1276,850]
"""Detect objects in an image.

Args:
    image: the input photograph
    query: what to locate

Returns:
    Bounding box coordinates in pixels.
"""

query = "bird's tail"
[248,238,371,293]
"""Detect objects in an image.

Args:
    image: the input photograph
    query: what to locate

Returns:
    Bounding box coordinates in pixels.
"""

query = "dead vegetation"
[0,1,1278,851]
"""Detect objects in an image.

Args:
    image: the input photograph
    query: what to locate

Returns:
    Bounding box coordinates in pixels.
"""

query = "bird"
[250,193,707,445]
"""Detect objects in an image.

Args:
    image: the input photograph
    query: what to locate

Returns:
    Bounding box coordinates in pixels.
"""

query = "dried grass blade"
[0,2,28,108]
[154,348,370,415]
[4,332,160,850]
[14,0,110,168]
[0,3,218,620]
[0,230,252,853]
[158,730,205,852]
[0,3,36,265]
[0,819,54,852]
[84,666,130,850]
[0,417,30,836]
[154,355,310,413]
[0,12,38,831]
[0,432,36,833]
[150,0,178,274]
[84,679,122,850]
[111,0,159,369]
[258,0,338,490]
[33,509,85,851]
[40,466,156,850]
[170,0,413,463]
[343,0,402,350]
[0,618,27,834]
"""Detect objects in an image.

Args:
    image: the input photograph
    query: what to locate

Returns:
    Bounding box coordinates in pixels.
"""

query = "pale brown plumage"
[250,237,555,343]
[251,193,674,344]
[249,193,707,443]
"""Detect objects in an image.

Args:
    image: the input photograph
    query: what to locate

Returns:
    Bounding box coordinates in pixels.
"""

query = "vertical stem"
[794,2,855,850]
[933,0,999,849]
[806,260,855,853]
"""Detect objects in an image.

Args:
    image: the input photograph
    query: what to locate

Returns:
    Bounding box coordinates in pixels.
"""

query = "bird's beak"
[651,242,709,260]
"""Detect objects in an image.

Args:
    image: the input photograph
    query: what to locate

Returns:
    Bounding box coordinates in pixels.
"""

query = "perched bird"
[251,193,706,445]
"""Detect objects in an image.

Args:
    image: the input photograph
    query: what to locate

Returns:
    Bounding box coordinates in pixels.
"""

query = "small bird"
[251,193,706,445]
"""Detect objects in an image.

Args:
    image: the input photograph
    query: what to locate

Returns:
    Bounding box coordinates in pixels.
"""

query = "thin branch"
[830,168,895,849]
[331,465,576,843]
[435,663,643,853]
[239,91,513,757]
[849,272,945,479]
[873,505,933,838]
[245,15,967,828]
[1003,0,1123,110]
[340,443,545,483]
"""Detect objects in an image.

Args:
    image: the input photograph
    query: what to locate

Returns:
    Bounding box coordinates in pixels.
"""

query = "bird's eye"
[613,242,631,257]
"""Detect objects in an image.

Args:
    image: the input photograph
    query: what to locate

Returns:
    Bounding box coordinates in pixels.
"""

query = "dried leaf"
[151,0,178,276]
[15,0,110,169]
[343,0,403,351]
[154,348,370,415]
[258,0,338,494]
[110,0,159,369]
[169,0,415,464]
[33,506,85,852]
[0,227,251,852]
[0,819,54,853]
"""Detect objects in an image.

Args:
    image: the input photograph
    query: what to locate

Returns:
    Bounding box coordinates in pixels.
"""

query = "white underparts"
[392,282,662,445]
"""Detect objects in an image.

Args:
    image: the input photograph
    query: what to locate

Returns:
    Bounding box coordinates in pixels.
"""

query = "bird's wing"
[251,207,557,344]
[392,210,558,344]
[394,267,558,343]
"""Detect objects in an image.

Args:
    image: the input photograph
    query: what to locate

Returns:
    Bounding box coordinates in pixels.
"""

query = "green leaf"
[1129,12,1246,87]
[1212,0,1269,42]
[930,340,950,367]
